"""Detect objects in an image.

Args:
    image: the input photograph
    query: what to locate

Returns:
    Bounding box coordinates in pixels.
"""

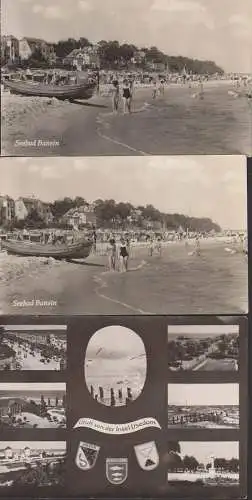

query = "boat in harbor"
[1,238,93,259]
[2,79,97,100]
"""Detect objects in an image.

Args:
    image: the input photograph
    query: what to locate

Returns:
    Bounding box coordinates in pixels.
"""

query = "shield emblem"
[106,458,128,485]
[75,441,100,470]
[134,441,159,471]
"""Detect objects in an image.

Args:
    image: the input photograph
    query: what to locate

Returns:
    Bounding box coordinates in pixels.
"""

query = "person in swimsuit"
[111,80,120,113]
[119,238,129,271]
[107,238,117,270]
[159,79,165,96]
[122,79,132,114]
[152,81,157,99]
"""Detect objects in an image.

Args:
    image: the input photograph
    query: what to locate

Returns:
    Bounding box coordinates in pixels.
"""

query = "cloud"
[40,166,64,179]
[78,0,93,11]
[151,0,206,13]
[228,13,252,39]
[32,4,69,20]
[44,5,68,20]
[32,4,44,14]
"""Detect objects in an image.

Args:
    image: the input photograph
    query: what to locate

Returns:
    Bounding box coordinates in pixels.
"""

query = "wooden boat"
[3,79,97,100]
[2,238,93,259]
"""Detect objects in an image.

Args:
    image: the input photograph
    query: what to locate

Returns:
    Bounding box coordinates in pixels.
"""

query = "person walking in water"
[122,79,132,114]
[111,79,120,113]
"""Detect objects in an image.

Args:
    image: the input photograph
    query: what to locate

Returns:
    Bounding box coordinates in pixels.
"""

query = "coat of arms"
[75,441,100,470]
[134,441,159,470]
[106,458,128,485]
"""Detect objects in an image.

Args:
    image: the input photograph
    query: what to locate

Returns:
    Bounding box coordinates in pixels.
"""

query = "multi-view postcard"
[1,0,252,156]
[0,316,247,498]
[0,155,248,315]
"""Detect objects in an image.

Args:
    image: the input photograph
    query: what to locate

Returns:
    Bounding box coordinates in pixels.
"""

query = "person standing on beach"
[118,238,129,271]
[152,80,157,99]
[122,79,132,114]
[107,238,117,271]
[111,80,120,113]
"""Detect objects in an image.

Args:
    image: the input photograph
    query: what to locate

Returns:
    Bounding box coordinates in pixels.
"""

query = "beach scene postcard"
[0,155,248,316]
[1,0,252,156]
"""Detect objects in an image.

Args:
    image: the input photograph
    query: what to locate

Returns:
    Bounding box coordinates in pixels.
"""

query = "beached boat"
[1,238,93,259]
[2,79,97,100]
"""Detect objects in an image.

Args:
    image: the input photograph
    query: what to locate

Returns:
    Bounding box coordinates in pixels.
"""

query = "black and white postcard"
[168,383,239,429]
[168,324,239,371]
[0,441,66,489]
[0,382,66,429]
[167,441,239,487]
[0,324,67,371]
[0,155,248,315]
[1,0,251,156]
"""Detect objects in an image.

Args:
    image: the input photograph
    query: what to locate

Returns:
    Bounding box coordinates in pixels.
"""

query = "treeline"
[53,38,223,74]
[2,196,221,233]
[167,442,239,473]
[5,35,223,74]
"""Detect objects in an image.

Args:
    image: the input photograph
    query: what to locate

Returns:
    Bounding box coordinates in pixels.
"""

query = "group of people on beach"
[106,238,130,272]
[111,78,135,113]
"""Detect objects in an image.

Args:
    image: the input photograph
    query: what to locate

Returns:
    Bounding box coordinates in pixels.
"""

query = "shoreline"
[2,80,251,155]
[0,239,248,315]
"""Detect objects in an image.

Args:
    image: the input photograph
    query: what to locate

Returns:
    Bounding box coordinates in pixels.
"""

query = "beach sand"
[0,240,248,315]
[1,81,251,155]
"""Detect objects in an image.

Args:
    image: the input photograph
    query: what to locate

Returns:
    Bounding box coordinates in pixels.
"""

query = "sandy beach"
[0,239,247,315]
[1,80,251,155]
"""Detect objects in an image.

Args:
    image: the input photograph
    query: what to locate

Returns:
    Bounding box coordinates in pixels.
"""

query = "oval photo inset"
[84,326,147,407]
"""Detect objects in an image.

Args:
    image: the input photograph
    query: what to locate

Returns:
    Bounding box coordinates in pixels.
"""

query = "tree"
[183,455,199,472]
[168,441,181,454]
[23,208,47,229]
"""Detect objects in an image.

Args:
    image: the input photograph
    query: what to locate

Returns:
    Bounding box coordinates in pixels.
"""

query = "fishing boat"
[1,238,93,259]
[2,79,97,100]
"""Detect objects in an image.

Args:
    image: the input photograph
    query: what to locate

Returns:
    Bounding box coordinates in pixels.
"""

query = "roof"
[22,37,47,44]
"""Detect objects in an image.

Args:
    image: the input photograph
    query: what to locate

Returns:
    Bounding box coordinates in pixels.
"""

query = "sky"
[168,324,239,336]
[0,382,65,392]
[1,324,67,330]
[0,156,247,230]
[1,0,252,73]
[168,383,239,405]
[0,441,66,451]
[178,441,239,463]
[85,326,146,359]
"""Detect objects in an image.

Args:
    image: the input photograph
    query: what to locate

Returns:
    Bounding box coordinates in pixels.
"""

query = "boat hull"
[2,239,93,259]
[3,80,96,100]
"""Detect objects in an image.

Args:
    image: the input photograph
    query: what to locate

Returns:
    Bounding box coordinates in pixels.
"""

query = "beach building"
[0,196,15,225]
[19,37,56,62]
[63,45,100,70]
[0,344,17,370]
[131,50,146,66]
[0,397,26,418]
[62,204,97,228]
[14,197,53,223]
[1,35,19,64]
[6,330,51,346]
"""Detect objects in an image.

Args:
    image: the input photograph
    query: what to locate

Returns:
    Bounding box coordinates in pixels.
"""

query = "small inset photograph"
[0,441,66,488]
[168,383,239,429]
[167,441,239,488]
[168,324,239,371]
[0,325,67,371]
[0,383,66,429]
[84,325,147,407]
